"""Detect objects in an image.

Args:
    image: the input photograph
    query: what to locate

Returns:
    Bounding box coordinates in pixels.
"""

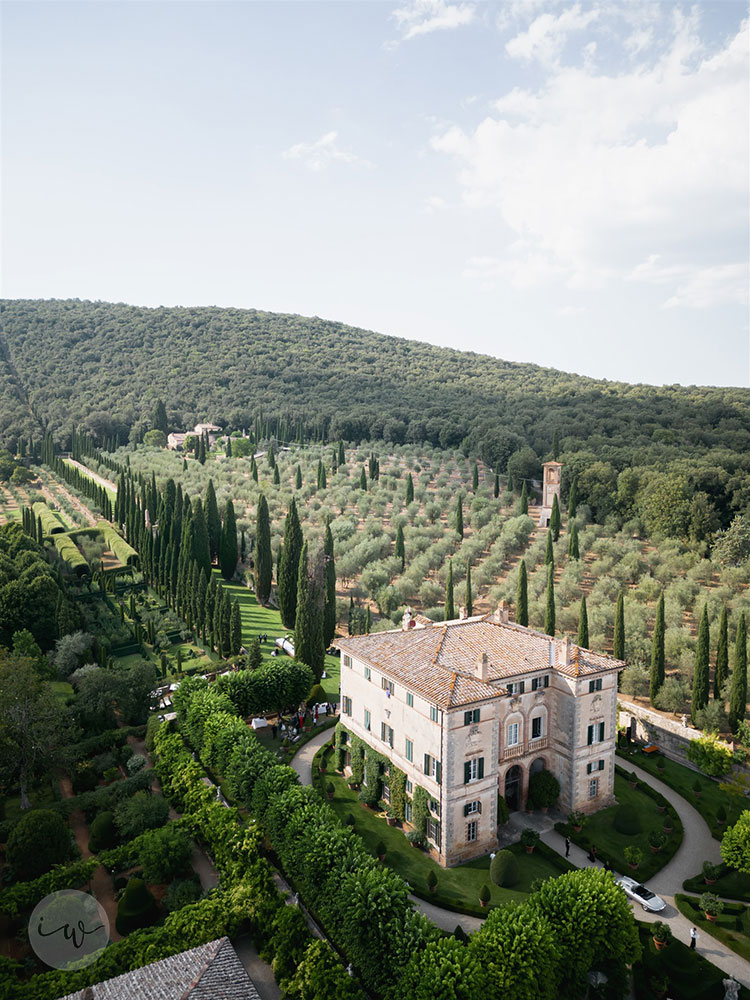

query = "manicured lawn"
[3,781,57,823]
[632,922,750,1000]
[559,771,683,881]
[50,680,74,703]
[683,864,750,902]
[674,893,750,962]
[314,746,573,916]
[617,746,741,839]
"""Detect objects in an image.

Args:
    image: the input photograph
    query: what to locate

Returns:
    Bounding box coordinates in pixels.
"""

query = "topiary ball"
[613,803,642,835]
[490,849,520,887]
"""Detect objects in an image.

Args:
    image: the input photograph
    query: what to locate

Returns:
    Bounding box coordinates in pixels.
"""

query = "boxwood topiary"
[88,810,119,853]
[115,877,158,935]
[490,849,519,887]
[613,803,642,835]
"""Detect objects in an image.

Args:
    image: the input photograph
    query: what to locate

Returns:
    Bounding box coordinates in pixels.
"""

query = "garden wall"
[617,698,705,771]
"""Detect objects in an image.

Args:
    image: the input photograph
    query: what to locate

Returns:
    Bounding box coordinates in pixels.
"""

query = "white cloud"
[433,14,749,309]
[390,0,476,44]
[505,3,599,67]
[282,131,371,171]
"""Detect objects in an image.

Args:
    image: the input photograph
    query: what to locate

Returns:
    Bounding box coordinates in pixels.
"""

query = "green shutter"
[464,710,471,725]
[478,757,484,779]
[435,762,441,785]
[464,761,471,784]
[587,725,593,745]
[464,803,469,817]
[599,722,605,742]
[425,754,431,775]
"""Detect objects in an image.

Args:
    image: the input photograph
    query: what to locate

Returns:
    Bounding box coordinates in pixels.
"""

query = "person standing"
[565,836,571,858]
[690,927,698,950]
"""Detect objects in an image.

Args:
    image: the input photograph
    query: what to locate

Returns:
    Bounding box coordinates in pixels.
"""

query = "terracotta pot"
[650,845,660,854]
[629,781,638,789]
[378,854,386,862]
[524,846,535,854]
[319,767,327,774]
[657,804,666,813]
[387,817,397,826]
[411,842,422,850]
[479,899,488,908]
[429,885,436,894]
[628,862,639,870]
[573,824,582,833]
[653,938,667,951]
[704,878,716,885]
[327,793,333,801]
[663,824,673,834]
[705,912,717,922]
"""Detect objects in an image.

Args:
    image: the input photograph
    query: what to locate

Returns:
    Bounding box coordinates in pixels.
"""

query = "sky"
[2,0,748,387]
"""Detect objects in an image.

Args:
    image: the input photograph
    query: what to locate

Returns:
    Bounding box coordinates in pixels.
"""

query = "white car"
[615,875,666,913]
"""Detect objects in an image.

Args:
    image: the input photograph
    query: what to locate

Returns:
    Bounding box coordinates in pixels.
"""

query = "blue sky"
[2,0,748,387]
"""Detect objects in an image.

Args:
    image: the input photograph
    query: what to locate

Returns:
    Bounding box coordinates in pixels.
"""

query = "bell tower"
[539,461,562,527]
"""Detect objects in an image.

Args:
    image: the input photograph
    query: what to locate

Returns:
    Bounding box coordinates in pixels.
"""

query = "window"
[364,667,371,681]
[430,705,439,723]
[507,723,520,747]
[382,784,390,803]
[531,716,543,740]
[405,738,413,763]
[589,778,599,798]
[343,655,352,668]
[429,799,440,816]
[406,692,414,707]
[464,757,484,783]
[464,708,480,725]
[467,820,478,843]
[404,801,412,822]
[424,754,442,784]
[405,779,413,794]
[381,677,394,697]
[343,696,352,716]
[427,819,441,846]
[463,800,481,816]
[364,708,371,731]
[589,678,603,693]
[380,722,394,748]
[587,760,605,774]
[507,681,526,695]
[532,675,550,691]
[587,722,606,745]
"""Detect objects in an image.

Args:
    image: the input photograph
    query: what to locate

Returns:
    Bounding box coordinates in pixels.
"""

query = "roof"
[58,937,260,1000]
[543,461,563,467]
[335,615,624,709]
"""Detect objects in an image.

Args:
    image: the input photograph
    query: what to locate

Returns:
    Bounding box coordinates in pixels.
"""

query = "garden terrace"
[32,499,66,535]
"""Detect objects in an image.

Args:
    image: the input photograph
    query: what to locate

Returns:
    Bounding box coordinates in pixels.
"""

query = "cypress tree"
[230,601,242,656]
[213,585,225,655]
[226,436,232,458]
[395,524,405,571]
[251,457,258,483]
[152,399,168,435]
[568,520,580,560]
[365,606,371,634]
[465,560,473,617]
[197,571,208,640]
[544,563,555,636]
[255,493,272,605]
[472,463,479,491]
[729,613,748,733]
[360,467,367,491]
[331,450,338,473]
[577,594,589,648]
[517,559,528,627]
[519,482,528,516]
[338,441,345,465]
[295,465,302,489]
[323,522,336,647]
[494,473,499,499]
[507,472,514,494]
[715,606,729,699]
[445,561,455,621]
[405,474,414,505]
[205,574,217,640]
[240,529,246,562]
[198,435,206,465]
[219,498,238,580]
[455,496,463,538]
[348,594,355,636]
[221,589,232,656]
[205,479,221,564]
[568,477,578,518]
[550,494,561,541]
[691,603,710,722]
[295,542,324,681]
[247,637,262,670]
[613,592,625,661]
[278,499,303,628]
[183,458,188,471]
[191,498,211,576]
[649,593,665,704]
[273,466,281,486]
[317,460,327,490]
[544,530,554,567]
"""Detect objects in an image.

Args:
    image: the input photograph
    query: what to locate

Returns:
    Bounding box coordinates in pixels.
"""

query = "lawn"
[3,781,57,823]
[557,771,683,881]
[632,922,750,1000]
[617,746,741,839]
[674,893,750,962]
[50,680,74,703]
[683,864,750,902]
[313,745,574,916]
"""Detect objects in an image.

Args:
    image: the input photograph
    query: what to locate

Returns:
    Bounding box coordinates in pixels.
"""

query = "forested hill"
[1,299,749,506]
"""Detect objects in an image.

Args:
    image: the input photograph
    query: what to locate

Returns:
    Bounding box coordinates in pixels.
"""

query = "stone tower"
[539,461,562,527]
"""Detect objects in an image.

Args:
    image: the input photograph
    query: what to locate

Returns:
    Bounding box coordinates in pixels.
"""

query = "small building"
[194,422,222,436]
[335,604,624,867]
[538,460,562,527]
[167,432,188,450]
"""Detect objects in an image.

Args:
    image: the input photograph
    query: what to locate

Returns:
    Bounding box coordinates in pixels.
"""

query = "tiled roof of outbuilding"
[335,614,624,708]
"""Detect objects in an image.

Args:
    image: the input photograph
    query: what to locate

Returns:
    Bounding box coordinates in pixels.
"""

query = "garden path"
[65,458,117,494]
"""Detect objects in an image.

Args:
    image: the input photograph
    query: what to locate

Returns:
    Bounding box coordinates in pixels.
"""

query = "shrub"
[88,810,119,853]
[375,840,386,859]
[520,828,540,849]
[306,683,327,708]
[624,846,642,869]
[699,892,724,917]
[145,714,162,752]
[527,770,560,809]
[702,861,721,881]
[427,870,438,892]
[115,876,158,934]
[126,754,147,775]
[687,734,734,777]
[92,751,117,776]
[164,877,202,913]
[648,831,667,851]
[652,920,672,943]
[717,805,727,825]
[119,744,134,765]
[137,824,192,883]
[6,810,73,881]
[479,884,491,905]
[568,810,586,828]
[614,804,642,835]
[496,794,510,826]
[114,791,169,839]
[490,850,519,887]
[72,762,98,794]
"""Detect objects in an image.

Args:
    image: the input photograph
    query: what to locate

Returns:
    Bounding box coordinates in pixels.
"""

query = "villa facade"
[335,605,624,867]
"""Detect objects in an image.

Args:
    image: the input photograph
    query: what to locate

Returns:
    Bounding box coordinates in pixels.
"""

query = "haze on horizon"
[2,0,748,388]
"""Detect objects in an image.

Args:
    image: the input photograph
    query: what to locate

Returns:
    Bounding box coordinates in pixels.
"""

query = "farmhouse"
[335,605,624,867]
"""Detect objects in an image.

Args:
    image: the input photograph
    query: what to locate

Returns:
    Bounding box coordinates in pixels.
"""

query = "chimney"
[459,606,468,620]
[475,652,490,682]
[555,637,571,667]
[402,608,412,631]
[493,601,509,625]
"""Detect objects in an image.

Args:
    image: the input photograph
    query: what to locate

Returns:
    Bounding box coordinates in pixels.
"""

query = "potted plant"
[375,840,386,862]
[406,830,424,849]
[652,921,672,951]
[648,831,667,854]
[650,974,669,999]
[628,771,638,788]
[427,870,438,895]
[662,808,674,834]
[319,757,327,774]
[326,781,334,801]
[702,861,721,885]
[656,754,665,773]
[717,805,727,826]
[347,779,360,790]
[700,892,724,922]
[520,828,540,854]
[385,808,397,827]
[568,810,585,833]
[624,846,642,871]
[345,814,355,827]
[479,884,490,908]
[692,778,702,799]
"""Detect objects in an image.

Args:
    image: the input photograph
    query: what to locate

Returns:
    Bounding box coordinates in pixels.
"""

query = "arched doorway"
[505,765,522,812]
[529,757,546,778]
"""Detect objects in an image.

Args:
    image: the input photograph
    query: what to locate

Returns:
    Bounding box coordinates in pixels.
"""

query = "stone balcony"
[501,735,548,761]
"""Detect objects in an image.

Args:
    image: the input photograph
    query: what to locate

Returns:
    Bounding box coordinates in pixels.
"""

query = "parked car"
[615,875,666,912]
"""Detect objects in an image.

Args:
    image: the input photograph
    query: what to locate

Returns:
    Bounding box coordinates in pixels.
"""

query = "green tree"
[472,463,479,491]
[255,494,272,605]
[550,493,561,541]
[219,498,238,580]
[7,809,73,880]
[613,592,625,661]
[471,903,560,1000]
[143,429,167,448]
[397,936,482,1000]
[691,603,710,723]
[729,613,748,733]
[721,810,750,874]
[544,529,554,567]
[138,824,192,883]
[246,636,263,670]
[465,560,473,617]
[114,790,170,839]
[295,465,302,489]
[360,467,367,491]
[568,477,578,518]
[230,601,242,656]
[198,434,206,464]
[494,472,500,498]
[568,520,579,560]
[517,559,528,627]
[519,481,528,516]
[151,399,168,435]
[577,594,589,648]
[445,561,455,621]
[455,496,463,538]
[205,479,221,564]
[323,523,337,647]
[190,498,211,576]
[278,499,303,629]
[395,523,405,571]
[714,514,750,567]
[405,473,414,505]
[715,606,729,699]
[11,629,48,677]
[295,542,325,682]
[649,592,665,704]
[544,563,555,637]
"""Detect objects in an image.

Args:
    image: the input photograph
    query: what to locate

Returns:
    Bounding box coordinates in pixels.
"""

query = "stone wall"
[618,697,708,771]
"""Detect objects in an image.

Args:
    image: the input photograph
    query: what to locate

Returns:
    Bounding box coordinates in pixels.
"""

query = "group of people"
[269,702,337,740]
